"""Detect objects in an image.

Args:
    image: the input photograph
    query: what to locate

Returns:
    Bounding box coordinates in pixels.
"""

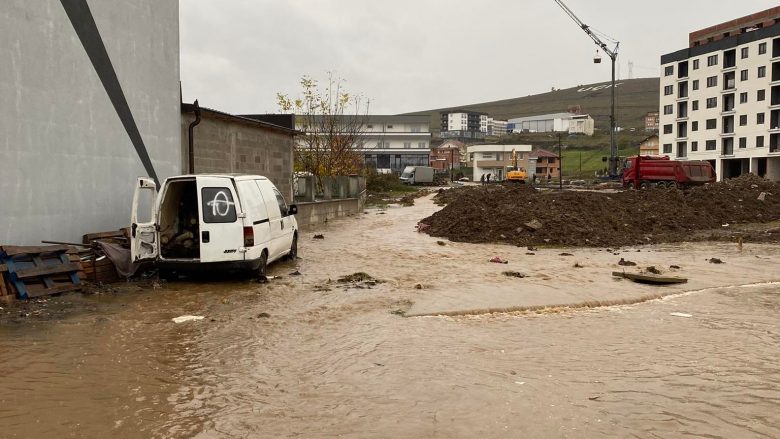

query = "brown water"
[1,196,779,438]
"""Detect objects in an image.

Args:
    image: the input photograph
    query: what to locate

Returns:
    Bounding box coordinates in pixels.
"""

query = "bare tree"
[277,73,370,187]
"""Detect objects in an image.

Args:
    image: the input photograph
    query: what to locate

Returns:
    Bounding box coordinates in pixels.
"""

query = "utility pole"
[558,131,563,191]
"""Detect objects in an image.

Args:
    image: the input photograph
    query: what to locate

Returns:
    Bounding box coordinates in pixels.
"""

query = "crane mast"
[553,0,621,178]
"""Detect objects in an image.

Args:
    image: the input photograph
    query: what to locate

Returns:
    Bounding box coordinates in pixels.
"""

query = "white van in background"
[130,174,298,277]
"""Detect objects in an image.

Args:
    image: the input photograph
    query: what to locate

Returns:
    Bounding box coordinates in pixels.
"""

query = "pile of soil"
[421,175,780,247]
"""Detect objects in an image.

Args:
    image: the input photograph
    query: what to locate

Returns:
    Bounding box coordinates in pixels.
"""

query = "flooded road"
[1,195,779,438]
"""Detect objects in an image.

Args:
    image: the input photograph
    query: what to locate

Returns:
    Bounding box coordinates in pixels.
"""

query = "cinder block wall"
[181,114,294,200]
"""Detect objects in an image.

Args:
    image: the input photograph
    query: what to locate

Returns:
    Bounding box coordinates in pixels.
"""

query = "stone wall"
[295,196,366,230]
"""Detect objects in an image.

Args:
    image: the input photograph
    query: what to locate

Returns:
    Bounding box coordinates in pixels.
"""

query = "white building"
[440,110,489,141]
[487,118,508,136]
[507,113,595,136]
[659,8,780,181]
[296,115,431,173]
[466,144,533,181]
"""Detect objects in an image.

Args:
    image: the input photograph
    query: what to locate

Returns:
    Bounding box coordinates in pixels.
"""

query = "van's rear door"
[196,177,244,263]
[130,178,159,262]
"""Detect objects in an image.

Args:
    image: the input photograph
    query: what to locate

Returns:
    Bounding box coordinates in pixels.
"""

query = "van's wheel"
[287,234,298,260]
[256,250,268,282]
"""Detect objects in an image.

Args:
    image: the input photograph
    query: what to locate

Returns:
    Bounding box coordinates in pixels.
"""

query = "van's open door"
[130,177,159,262]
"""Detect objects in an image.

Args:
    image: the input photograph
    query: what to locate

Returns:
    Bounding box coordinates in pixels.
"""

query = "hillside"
[406,77,659,135]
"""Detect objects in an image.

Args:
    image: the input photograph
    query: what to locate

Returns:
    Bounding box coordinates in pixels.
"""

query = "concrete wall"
[0,0,181,245]
[295,197,366,230]
[182,113,295,200]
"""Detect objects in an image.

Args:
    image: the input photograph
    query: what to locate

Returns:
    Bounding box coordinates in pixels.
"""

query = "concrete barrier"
[295,193,366,229]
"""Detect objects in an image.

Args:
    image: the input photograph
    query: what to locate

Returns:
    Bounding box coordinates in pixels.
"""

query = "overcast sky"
[180,0,780,115]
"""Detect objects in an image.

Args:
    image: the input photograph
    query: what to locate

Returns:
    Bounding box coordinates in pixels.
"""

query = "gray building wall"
[182,113,295,200]
[0,0,181,245]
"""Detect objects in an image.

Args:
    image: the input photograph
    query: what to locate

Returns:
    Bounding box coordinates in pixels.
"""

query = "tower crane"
[553,0,621,178]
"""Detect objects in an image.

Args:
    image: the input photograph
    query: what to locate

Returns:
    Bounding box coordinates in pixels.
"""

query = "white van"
[130,174,298,276]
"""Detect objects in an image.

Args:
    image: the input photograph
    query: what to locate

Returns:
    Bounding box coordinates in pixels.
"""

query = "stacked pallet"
[0,245,83,299]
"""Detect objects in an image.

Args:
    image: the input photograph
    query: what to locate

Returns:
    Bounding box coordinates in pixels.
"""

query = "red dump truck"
[622,155,716,189]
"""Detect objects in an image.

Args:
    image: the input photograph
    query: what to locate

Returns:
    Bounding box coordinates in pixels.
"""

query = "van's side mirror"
[288,204,298,215]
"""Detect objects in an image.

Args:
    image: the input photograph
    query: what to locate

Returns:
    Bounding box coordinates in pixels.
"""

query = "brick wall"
[182,113,295,200]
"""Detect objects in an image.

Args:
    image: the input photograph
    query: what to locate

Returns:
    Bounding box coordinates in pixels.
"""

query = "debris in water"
[612,271,688,285]
[390,309,405,316]
[257,312,271,319]
[289,270,302,276]
[172,315,205,324]
[559,252,573,256]
[503,271,526,278]
[313,234,325,240]
[417,223,430,233]
[708,258,724,264]
[526,252,535,256]
[670,312,692,318]
[573,262,584,268]
[618,258,637,266]
[646,266,661,275]
[527,246,539,251]
[489,256,509,264]
[588,396,601,401]
[414,283,424,289]
[436,241,446,246]
[669,265,681,269]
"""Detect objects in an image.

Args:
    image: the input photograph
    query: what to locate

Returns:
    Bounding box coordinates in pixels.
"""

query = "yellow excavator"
[506,148,528,183]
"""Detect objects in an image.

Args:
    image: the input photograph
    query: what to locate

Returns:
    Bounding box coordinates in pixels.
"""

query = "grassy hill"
[406,77,659,135]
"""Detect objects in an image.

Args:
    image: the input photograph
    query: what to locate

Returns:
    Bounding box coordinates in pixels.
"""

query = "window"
[375,142,382,148]
[411,125,421,133]
[706,119,717,129]
[481,153,493,159]
[663,143,672,154]
[759,66,766,78]
[706,76,717,87]
[692,141,699,152]
[418,142,427,149]
[707,55,718,66]
[757,135,765,148]
[664,66,674,76]
[692,80,699,90]
[740,70,748,81]
[663,124,673,134]
[692,100,699,111]
[706,140,717,150]
[706,97,718,108]
[758,89,766,101]
[692,121,699,131]
[273,188,289,217]
[386,125,393,129]
[403,142,411,149]
[739,115,748,126]
[366,124,373,129]
[693,59,700,70]
[663,104,674,115]
[740,92,748,104]
[201,187,237,223]
[739,137,747,149]
[741,47,749,59]
[760,42,767,55]
[758,112,766,124]
[664,85,674,96]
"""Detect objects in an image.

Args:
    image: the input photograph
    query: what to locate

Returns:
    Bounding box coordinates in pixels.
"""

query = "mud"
[422,174,780,247]
[1,194,779,438]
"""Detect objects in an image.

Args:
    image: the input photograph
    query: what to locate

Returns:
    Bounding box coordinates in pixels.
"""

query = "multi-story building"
[295,115,431,173]
[486,118,508,137]
[638,134,660,156]
[659,7,780,180]
[507,113,595,136]
[529,149,560,180]
[430,143,462,171]
[440,110,488,141]
[466,144,532,181]
[645,112,660,131]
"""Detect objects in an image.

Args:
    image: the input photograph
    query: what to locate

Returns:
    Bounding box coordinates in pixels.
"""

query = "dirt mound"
[421,175,780,247]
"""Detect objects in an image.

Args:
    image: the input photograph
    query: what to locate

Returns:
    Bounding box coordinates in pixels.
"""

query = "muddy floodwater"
[1,195,780,438]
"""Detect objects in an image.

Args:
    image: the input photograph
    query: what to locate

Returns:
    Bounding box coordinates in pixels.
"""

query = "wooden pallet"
[0,245,82,299]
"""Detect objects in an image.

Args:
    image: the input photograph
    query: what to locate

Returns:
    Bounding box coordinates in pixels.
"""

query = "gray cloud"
[180,0,780,114]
